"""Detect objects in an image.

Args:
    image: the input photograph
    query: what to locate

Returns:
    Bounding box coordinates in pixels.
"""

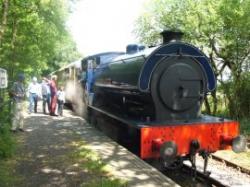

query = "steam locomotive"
[79,31,246,172]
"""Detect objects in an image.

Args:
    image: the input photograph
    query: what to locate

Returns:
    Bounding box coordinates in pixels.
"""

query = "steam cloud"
[64,80,87,117]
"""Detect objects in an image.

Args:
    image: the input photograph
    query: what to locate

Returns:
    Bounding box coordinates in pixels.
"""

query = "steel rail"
[182,164,228,187]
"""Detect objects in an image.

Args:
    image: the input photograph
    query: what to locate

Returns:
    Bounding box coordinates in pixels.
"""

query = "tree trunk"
[204,96,211,115]
[211,90,217,115]
[9,15,18,80]
[0,0,9,44]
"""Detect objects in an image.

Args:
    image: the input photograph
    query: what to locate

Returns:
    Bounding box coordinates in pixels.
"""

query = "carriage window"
[87,59,97,69]
[64,68,70,74]
[63,68,70,79]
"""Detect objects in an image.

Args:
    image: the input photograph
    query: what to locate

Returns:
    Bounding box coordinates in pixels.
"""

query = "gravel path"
[13,111,89,187]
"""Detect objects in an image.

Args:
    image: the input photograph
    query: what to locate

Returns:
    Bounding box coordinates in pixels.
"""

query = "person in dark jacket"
[11,73,25,132]
[41,77,51,114]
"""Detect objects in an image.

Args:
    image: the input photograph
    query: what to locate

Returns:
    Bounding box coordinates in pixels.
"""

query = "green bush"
[0,94,15,159]
[0,125,14,158]
[223,73,250,119]
[240,118,250,136]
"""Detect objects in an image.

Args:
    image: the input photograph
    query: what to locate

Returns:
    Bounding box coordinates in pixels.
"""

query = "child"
[57,86,65,116]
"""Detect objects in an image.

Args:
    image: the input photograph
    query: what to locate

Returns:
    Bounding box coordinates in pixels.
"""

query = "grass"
[68,141,127,187]
[83,178,126,187]
[0,158,22,186]
[0,126,21,186]
[0,125,15,158]
[0,96,15,159]
[0,129,22,187]
[0,95,18,186]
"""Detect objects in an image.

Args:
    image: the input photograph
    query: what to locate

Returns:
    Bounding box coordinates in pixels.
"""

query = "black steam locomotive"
[80,31,245,172]
[86,31,215,122]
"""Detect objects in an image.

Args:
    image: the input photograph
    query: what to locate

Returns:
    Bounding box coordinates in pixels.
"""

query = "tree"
[0,0,9,44]
[0,0,80,82]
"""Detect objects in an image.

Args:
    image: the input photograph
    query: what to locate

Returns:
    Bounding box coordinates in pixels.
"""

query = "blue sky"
[67,0,146,55]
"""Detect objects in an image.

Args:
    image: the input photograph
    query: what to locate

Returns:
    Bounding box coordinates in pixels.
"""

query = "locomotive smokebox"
[161,30,184,43]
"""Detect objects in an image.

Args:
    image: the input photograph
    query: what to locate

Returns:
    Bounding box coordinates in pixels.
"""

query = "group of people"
[27,75,65,116]
[10,73,65,132]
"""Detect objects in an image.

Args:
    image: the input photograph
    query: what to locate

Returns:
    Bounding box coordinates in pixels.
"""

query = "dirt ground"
[8,111,97,187]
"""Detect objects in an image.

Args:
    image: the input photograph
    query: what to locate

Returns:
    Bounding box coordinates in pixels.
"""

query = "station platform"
[77,117,179,187]
[10,107,179,187]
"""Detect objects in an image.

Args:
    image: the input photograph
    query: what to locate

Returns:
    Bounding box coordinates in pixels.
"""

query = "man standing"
[41,77,51,114]
[11,73,25,132]
[27,77,40,113]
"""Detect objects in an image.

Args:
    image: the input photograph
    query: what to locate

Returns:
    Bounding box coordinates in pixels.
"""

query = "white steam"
[64,80,87,117]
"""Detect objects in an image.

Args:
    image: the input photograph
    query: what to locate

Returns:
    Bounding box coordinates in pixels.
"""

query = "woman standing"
[49,75,58,116]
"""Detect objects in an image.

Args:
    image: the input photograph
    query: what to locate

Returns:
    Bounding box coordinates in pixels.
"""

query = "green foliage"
[0,92,15,159]
[0,0,80,82]
[135,0,221,46]
[240,118,250,136]
[0,158,19,187]
[223,72,250,118]
[0,125,14,158]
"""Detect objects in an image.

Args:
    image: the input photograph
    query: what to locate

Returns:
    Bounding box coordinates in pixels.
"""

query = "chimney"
[160,30,184,44]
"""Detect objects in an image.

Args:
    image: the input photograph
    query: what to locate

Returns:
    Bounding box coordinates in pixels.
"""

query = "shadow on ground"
[7,110,176,187]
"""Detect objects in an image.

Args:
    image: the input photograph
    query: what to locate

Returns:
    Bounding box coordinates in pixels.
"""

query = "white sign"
[0,68,8,89]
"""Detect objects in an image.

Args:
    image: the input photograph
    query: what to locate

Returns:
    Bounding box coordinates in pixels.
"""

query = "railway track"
[211,154,250,176]
[157,163,229,187]
[152,151,250,187]
[183,165,228,187]
[210,139,250,176]
[148,159,229,187]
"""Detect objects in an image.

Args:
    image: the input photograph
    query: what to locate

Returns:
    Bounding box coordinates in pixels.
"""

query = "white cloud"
[67,0,146,55]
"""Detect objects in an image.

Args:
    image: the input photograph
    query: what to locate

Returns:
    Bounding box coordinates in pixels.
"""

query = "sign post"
[0,68,8,89]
